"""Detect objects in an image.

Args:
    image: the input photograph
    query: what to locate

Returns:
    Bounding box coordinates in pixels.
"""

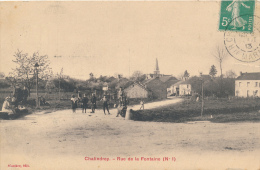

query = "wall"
[124,84,148,98]
[179,84,191,96]
[235,80,260,97]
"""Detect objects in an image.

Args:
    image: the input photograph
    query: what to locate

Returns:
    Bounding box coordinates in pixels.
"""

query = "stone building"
[123,82,150,99]
[235,72,260,97]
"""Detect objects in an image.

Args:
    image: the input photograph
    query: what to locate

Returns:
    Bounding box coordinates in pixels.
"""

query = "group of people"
[1,96,26,116]
[70,91,129,117]
[70,88,145,117]
[1,86,29,115]
[71,93,97,114]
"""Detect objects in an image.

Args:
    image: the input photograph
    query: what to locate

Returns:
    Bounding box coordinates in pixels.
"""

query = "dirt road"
[1,98,259,170]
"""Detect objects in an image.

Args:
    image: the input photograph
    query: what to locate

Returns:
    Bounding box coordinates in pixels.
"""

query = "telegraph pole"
[34,63,39,108]
[200,72,204,117]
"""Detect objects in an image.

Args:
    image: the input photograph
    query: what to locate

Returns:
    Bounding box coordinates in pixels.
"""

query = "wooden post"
[200,73,204,117]
[59,75,61,101]
[201,81,204,117]
[34,62,39,108]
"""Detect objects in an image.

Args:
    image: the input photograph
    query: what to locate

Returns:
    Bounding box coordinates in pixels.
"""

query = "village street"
[1,97,259,170]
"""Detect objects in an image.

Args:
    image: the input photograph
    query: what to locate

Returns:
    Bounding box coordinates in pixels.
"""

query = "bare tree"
[130,70,145,81]
[212,45,227,79]
[212,45,228,96]
[225,70,237,78]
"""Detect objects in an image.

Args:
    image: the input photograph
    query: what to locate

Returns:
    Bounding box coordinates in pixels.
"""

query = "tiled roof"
[142,78,156,84]
[165,80,180,88]
[159,76,177,82]
[173,80,185,86]
[236,72,260,80]
[124,81,149,91]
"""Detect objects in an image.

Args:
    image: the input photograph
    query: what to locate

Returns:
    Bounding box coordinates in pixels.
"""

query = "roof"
[172,80,185,86]
[236,72,260,80]
[178,79,192,85]
[159,76,177,83]
[124,81,149,92]
[165,80,180,88]
[200,75,211,80]
[142,77,164,85]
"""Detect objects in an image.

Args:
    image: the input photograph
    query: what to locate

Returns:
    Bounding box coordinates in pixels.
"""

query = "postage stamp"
[224,15,260,62]
[219,0,255,33]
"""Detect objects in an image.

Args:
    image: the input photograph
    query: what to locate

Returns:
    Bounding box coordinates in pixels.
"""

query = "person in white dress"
[2,97,13,115]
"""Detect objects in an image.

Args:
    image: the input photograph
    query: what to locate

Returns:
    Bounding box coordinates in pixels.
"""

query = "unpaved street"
[1,98,259,170]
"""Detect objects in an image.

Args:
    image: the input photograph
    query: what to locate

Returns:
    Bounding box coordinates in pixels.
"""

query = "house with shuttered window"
[235,72,260,97]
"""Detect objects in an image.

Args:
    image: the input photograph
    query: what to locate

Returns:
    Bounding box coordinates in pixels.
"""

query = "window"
[239,82,241,87]
[187,85,189,88]
[255,82,258,87]
[247,82,250,87]
[254,90,258,97]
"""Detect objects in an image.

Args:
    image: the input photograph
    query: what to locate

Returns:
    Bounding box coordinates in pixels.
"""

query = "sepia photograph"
[0,1,259,169]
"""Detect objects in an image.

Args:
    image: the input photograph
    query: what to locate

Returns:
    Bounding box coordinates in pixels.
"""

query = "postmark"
[219,0,255,33]
[224,15,260,62]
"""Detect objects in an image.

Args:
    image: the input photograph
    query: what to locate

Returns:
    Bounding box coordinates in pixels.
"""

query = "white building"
[169,80,192,96]
[179,83,192,96]
[235,72,260,97]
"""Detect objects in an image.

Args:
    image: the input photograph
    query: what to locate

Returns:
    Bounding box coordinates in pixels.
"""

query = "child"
[140,99,144,110]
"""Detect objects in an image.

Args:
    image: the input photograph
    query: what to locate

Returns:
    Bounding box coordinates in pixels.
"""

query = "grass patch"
[132,98,260,123]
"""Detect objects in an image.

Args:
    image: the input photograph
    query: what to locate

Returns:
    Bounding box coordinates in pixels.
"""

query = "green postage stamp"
[219,0,255,32]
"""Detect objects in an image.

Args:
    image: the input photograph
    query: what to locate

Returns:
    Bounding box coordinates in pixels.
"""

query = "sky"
[0,1,260,80]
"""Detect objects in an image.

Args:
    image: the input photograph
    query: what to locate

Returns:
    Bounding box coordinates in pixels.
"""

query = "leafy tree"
[0,72,5,79]
[45,79,56,93]
[183,70,190,80]
[209,65,217,78]
[10,50,51,96]
[53,78,76,92]
[89,72,94,80]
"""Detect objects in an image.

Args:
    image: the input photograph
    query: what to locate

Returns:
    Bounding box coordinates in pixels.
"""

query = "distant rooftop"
[236,72,260,80]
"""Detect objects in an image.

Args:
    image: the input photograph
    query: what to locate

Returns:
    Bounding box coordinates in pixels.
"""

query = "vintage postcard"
[0,1,260,170]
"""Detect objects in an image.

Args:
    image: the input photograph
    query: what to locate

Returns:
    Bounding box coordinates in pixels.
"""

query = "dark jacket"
[91,96,96,104]
[82,97,89,105]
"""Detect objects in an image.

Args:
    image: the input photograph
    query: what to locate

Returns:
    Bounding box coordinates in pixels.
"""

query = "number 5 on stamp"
[219,0,255,33]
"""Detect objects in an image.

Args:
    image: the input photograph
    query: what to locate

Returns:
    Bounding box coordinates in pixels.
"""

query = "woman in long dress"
[226,0,250,29]
[71,95,77,113]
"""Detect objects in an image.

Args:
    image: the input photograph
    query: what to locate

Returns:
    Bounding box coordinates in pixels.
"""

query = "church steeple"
[154,58,160,76]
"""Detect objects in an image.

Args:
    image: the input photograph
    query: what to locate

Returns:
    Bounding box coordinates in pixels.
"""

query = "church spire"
[154,58,160,76]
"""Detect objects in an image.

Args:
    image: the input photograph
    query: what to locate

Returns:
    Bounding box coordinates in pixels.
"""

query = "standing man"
[90,93,96,113]
[82,94,89,113]
[101,95,110,115]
